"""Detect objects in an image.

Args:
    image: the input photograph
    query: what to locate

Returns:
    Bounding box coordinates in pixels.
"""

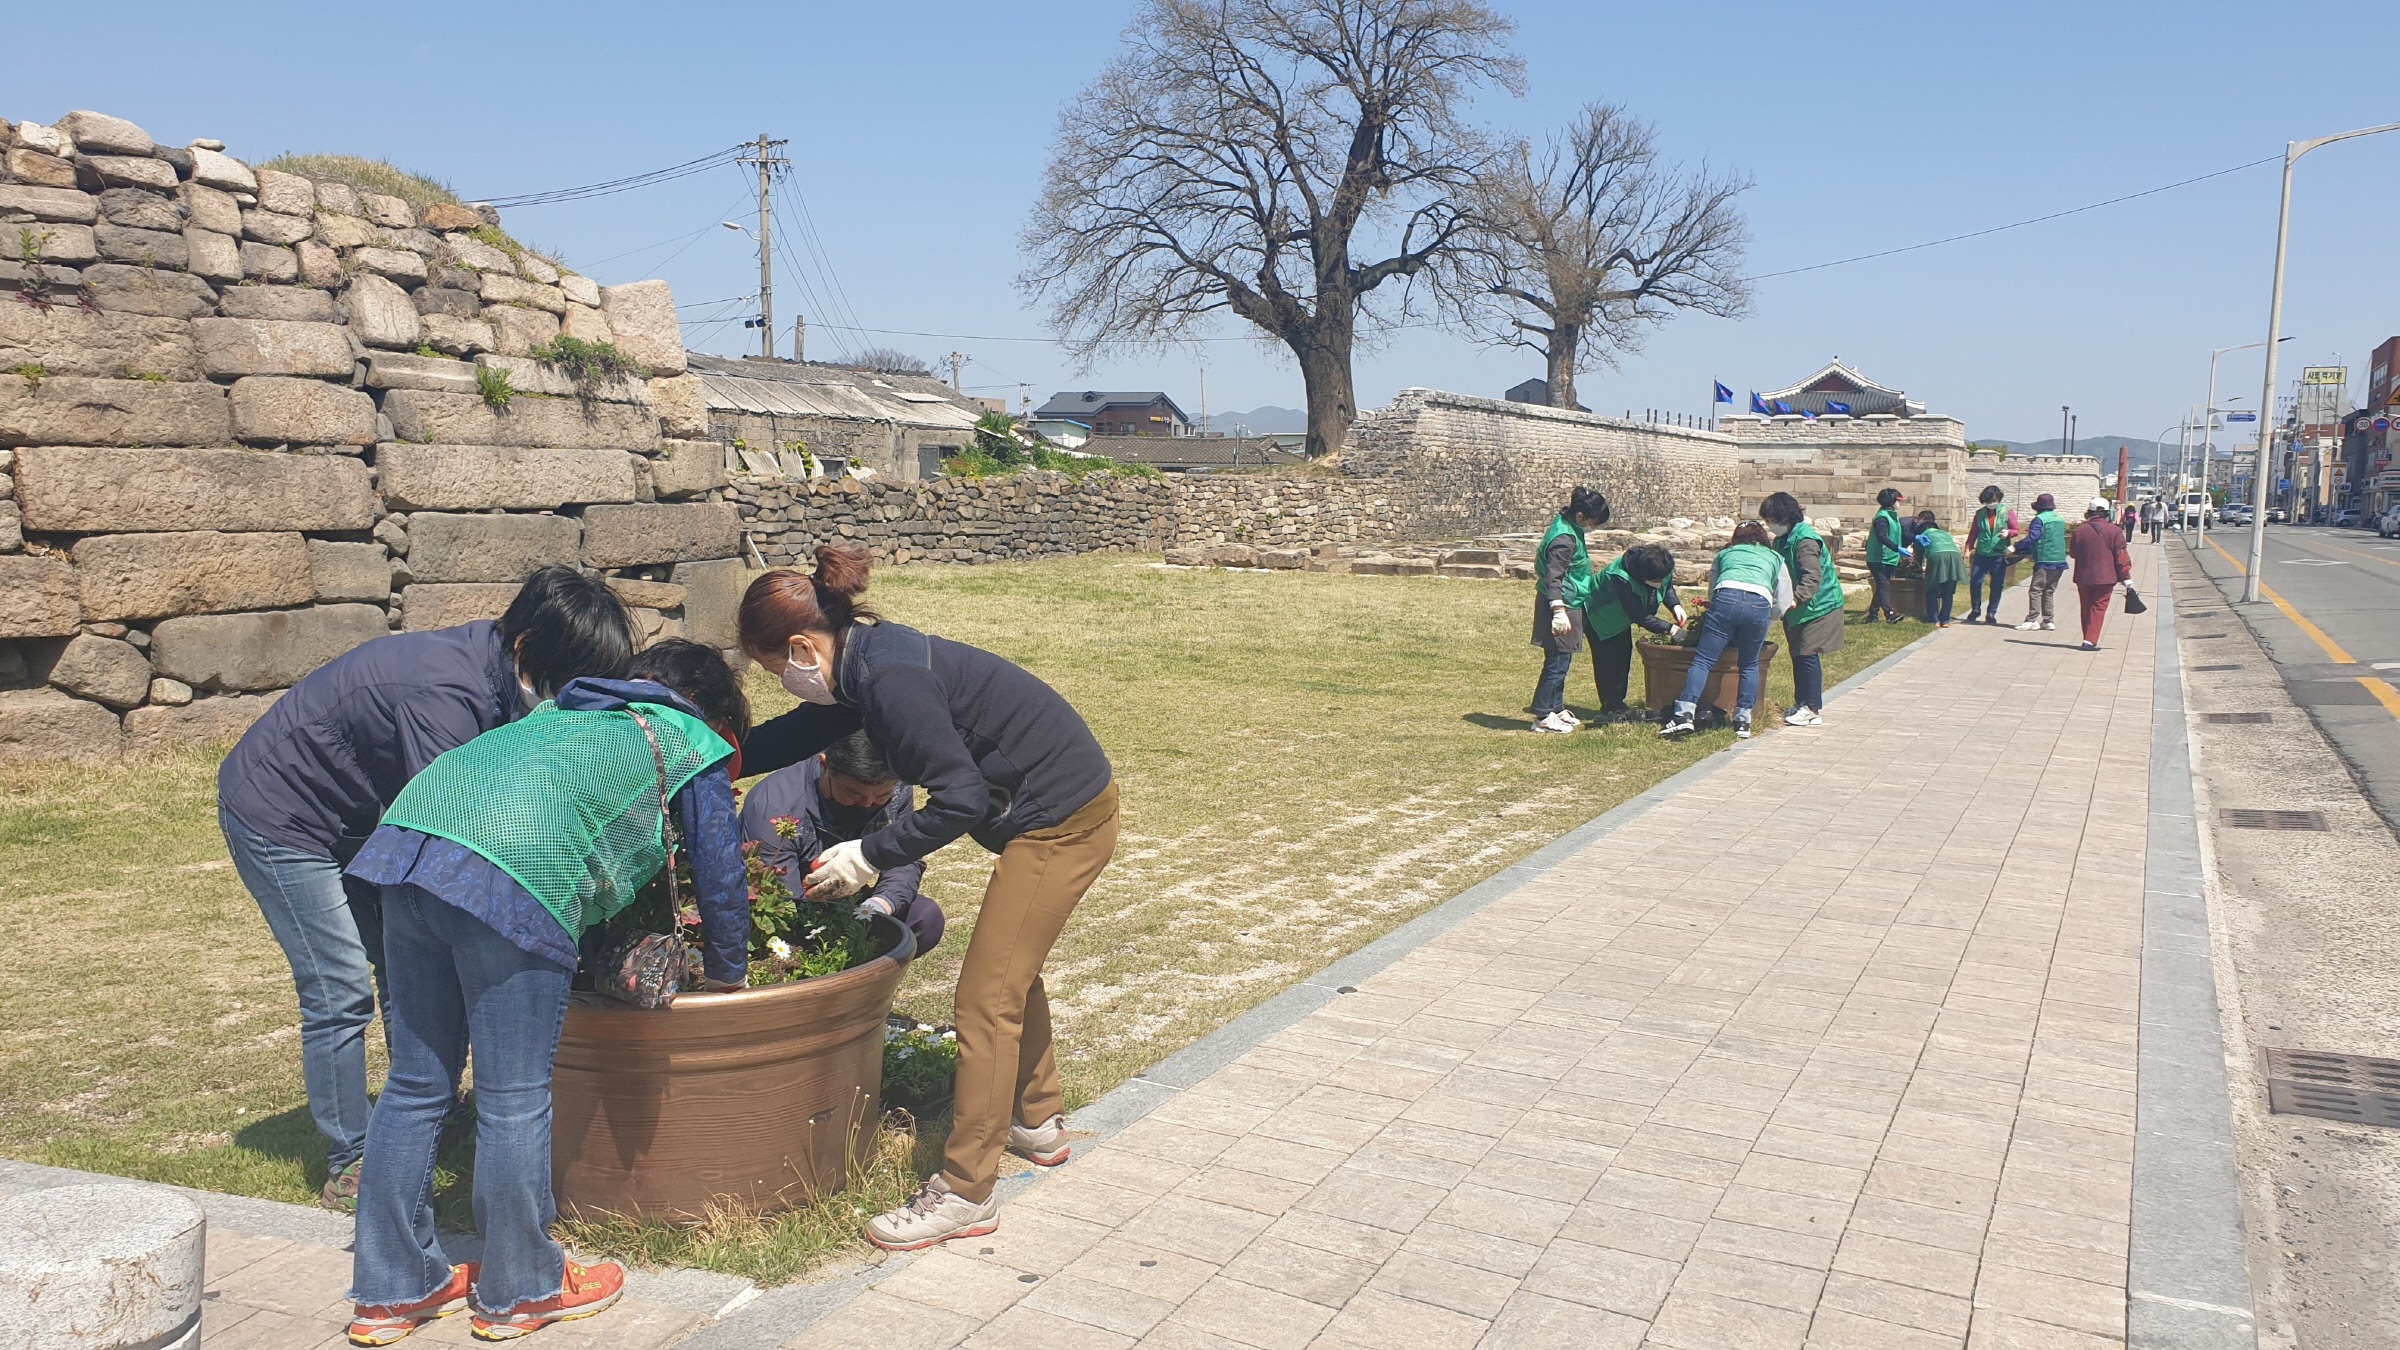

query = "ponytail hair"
[737,545,877,660]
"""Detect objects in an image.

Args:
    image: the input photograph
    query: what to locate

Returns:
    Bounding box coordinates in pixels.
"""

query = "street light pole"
[2244,121,2400,602]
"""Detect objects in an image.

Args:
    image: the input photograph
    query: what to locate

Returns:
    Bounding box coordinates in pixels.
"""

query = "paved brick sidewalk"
[787,553,2166,1350]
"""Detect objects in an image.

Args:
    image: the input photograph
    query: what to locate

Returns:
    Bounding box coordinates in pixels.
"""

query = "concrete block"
[46,633,150,708]
[150,603,389,691]
[405,511,580,583]
[375,443,637,511]
[670,557,743,649]
[0,304,198,380]
[191,318,354,378]
[651,438,727,499]
[598,279,684,374]
[0,376,230,448]
[379,388,660,451]
[308,540,390,603]
[0,556,80,638]
[124,691,280,757]
[582,503,742,568]
[401,582,520,632]
[229,375,377,446]
[73,531,313,621]
[15,447,374,532]
[0,687,122,763]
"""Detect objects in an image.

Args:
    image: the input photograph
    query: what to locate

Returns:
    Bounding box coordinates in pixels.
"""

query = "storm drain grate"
[2202,712,2272,724]
[2192,663,2245,672]
[2220,808,2329,831]
[2265,1050,2400,1128]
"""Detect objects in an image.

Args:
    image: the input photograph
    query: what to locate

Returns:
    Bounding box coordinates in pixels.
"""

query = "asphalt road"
[2183,523,2400,830]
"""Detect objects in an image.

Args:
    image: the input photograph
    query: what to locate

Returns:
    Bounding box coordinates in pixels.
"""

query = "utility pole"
[1019,383,1033,417]
[2060,406,2070,457]
[736,133,789,360]
[943,352,967,393]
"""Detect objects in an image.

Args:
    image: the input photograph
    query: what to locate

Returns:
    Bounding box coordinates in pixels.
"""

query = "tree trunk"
[1545,323,1581,409]
[1293,324,1357,460]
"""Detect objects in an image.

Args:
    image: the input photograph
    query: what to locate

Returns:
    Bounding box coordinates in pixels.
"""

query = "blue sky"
[16,1,2400,443]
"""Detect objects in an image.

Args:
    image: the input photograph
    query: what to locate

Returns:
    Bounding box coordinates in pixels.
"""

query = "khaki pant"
[943,782,1119,1201]
[2025,565,2064,623]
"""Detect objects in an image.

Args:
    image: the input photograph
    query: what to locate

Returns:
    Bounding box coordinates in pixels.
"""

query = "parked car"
[2219,503,2253,526]
[2175,493,2213,529]
[2380,505,2400,538]
[2268,506,2288,523]
[2332,507,2366,528]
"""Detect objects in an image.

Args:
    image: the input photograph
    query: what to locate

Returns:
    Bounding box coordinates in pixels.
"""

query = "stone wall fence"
[1965,450,2104,516]
[0,107,739,766]
[1720,412,1973,526]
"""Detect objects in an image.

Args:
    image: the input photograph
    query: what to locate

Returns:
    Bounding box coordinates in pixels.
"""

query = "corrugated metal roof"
[685,353,982,430]
[1083,435,1303,469]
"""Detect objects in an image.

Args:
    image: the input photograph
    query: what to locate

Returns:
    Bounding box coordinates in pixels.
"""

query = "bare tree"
[1020,0,1523,459]
[1463,103,1750,411]
[850,347,931,376]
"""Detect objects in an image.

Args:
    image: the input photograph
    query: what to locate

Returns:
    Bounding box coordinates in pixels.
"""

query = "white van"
[2177,493,2212,529]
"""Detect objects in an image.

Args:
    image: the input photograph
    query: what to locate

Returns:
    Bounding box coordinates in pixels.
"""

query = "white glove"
[1668,624,1686,641]
[804,839,879,900]
[1549,604,1573,636]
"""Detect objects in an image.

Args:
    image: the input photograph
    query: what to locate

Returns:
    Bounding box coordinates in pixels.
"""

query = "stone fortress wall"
[1717,413,1973,526]
[0,107,737,765]
[1965,450,2105,516]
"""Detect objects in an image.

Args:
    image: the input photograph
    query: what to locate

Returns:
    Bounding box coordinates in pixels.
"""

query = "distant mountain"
[1981,436,2206,469]
[1203,405,1305,435]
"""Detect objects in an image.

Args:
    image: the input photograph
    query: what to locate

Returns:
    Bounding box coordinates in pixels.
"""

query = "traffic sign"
[2279,478,2292,491]
[2225,411,2257,422]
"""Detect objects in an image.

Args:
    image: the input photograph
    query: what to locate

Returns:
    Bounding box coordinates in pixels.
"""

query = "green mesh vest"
[1777,522,1844,626]
[1871,508,1909,567]
[1539,514,1594,609]
[381,702,732,938]
[1584,556,1669,640]
[2031,510,2068,564]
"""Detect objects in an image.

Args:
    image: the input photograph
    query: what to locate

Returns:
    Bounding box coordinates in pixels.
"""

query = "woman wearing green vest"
[1964,486,2017,624]
[1660,522,1794,740]
[1865,487,1910,624]
[1528,486,1612,734]
[2012,492,2070,631]
[339,641,755,1344]
[1759,493,1843,726]
[1583,544,1687,720]
[1911,511,1965,627]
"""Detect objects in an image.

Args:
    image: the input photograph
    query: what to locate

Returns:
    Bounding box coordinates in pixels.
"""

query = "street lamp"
[2243,120,2400,603]
[2201,338,2290,549]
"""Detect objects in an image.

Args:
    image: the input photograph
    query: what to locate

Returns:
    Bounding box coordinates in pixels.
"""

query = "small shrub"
[8,362,46,389]
[476,365,515,410]
[16,228,46,266]
[528,336,637,397]
[414,344,442,359]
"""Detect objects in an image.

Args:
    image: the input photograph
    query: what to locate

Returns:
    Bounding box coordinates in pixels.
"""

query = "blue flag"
[1750,392,1770,415]
[1774,399,1793,415]
[1827,399,1852,416]
[1801,410,1818,421]
[1714,382,1733,404]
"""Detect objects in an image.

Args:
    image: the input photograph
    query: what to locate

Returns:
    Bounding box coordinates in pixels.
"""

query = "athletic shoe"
[470,1260,624,1341]
[347,1264,476,1346]
[865,1175,1001,1252]
[1554,709,1582,727]
[2080,641,2099,651]
[1965,611,1983,624]
[1530,712,1573,735]
[321,1159,361,1213]
[2014,620,2041,631]
[1784,707,1822,727]
[1658,711,1696,737]
[2041,621,2055,631]
[1937,622,1951,629]
[1009,1115,1072,1167]
[1882,613,1903,624]
[1734,716,1753,740]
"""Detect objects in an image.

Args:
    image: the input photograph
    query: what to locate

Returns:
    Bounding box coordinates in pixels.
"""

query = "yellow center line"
[2200,535,2400,723]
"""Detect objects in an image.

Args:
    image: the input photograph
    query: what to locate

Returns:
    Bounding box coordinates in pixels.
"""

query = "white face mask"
[779,644,836,705]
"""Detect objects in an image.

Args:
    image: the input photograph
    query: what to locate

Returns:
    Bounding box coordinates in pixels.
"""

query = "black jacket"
[743,620,1112,869]
[738,756,926,912]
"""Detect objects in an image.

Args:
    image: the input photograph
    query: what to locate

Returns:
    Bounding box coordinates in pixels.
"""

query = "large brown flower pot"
[1638,640,1781,713]
[1888,576,1926,620]
[550,914,916,1221]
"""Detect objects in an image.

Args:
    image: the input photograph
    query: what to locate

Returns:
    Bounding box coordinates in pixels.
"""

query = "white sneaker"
[1530,712,1573,735]
[865,1174,999,1251]
[1734,716,1753,740]
[1008,1115,1071,1167]
[2014,620,2041,630]
[1784,707,1822,727]
[2041,620,2055,631]
[1555,709,1582,727]
[1658,710,1696,737]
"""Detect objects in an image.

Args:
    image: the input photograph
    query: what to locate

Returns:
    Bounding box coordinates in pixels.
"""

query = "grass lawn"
[0,556,1916,1282]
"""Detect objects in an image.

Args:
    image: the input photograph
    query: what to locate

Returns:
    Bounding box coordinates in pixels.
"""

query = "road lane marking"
[2202,536,2400,723]
[2310,539,2400,569]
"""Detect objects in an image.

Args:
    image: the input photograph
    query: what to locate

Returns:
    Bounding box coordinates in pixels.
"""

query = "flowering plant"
[604,815,876,989]
[882,1019,960,1115]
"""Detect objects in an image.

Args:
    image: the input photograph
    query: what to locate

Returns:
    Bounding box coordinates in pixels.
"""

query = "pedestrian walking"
[1527,486,1612,734]
[1963,486,2017,624]
[1865,487,1909,624]
[340,640,754,1345]
[2069,497,2136,650]
[1660,522,1794,741]
[1581,543,1687,721]
[214,567,636,1213]
[2012,493,2069,632]
[1911,511,1964,627]
[737,548,1118,1252]
[2119,502,2139,538]
[2141,498,2163,543]
[1760,493,1843,727]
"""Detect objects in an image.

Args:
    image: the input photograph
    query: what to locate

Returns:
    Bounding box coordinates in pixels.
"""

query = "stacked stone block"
[1965,450,2104,516]
[732,472,1178,567]
[0,107,736,765]
[1719,413,1973,525]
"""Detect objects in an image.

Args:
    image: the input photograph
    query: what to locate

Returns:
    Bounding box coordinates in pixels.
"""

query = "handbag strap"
[621,706,684,919]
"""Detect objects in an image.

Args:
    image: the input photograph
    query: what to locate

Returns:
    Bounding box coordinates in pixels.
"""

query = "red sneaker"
[348,1263,477,1345]
[471,1259,626,1341]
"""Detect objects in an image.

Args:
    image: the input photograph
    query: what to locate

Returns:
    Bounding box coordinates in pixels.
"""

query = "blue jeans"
[1675,590,1771,718]
[1968,554,2011,617]
[351,884,571,1312]
[1530,644,1573,717]
[1791,651,1825,711]
[220,807,386,1174]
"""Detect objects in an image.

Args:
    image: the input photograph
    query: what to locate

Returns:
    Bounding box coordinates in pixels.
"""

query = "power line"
[475,145,750,209]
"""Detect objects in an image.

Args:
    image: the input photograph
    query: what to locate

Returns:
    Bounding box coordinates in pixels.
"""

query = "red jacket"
[2069,518,2133,586]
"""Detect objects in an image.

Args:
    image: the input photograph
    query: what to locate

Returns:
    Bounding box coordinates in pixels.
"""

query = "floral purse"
[589,707,698,1009]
